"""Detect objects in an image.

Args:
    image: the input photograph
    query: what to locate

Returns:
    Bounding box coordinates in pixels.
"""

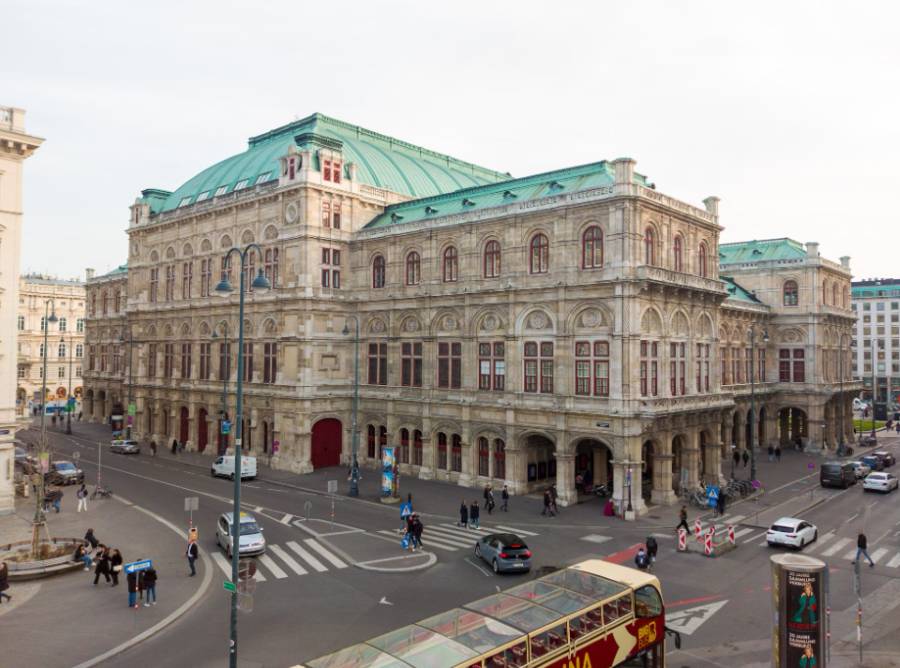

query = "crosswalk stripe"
[279,513,293,525]
[733,528,755,539]
[747,531,767,543]
[378,529,462,552]
[304,539,348,569]
[842,548,858,560]
[494,525,539,537]
[269,544,308,575]
[286,541,328,572]
[823,537,851,557]
[211,551,233,578]
[258,554,288,579]
[442,523,491,536]
[722,515,746,525]
[886,553,900,568]
[433,525,483,541]
[808,532,835,552]
[870,548,889,564]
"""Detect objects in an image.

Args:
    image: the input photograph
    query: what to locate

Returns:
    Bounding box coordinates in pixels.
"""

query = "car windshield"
[56,462,76,471]
[239,522,261,535]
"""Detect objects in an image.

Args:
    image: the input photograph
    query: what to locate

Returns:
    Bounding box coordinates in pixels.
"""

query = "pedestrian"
[150,441,157,457]
[76,483,88,513]
[50,488,63,513]
[84,528,99,550]
[109,549,123,586]
[412,514,424,551]
[896,422,899,435]
[501,485,509,512]
[469,500,480,529]
[732,449,740,469]
[171,438,178,455]
[405,513,416,551]
[93,546,111,585]
[775,446,782,462]
[795,436,803,452]
[143,565,157,606]
[634,547,650,571]
[186,539,199,576]
[549,484,559,514]
[78,411,83,422]
[486,488,495,515]
[767,445,774,462]
[458,501,469,528]
[74,543,93,570]
[717,492,726,517]
[646,535,658,564]
[0,561,11,604]
[127,570,140,608]
[852,532,875,568]
[676,506,689,533]
[483,485,491,510]
[742,450,749,468]
[542,489,555,517]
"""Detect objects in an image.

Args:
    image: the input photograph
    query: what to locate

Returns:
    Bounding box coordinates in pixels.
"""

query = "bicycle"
[91,485,113,500]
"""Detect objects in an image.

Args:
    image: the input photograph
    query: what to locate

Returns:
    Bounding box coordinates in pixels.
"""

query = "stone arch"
[640,307,664,335]
[777,327,806,344]
[470,307,506,336]
[241,229,255,245]
[200,238,212,253]
[163,323,174,338]
[670,310,690,337]
[263,224,278,241]
[573,438,614,495]
[179,322,191,337]
[164,246,176,260]
[182,243,193,257]
[696,312,714,339]
[262,318,278,335]
[567,303,613,335]
[398,314,423,336]
[520,431,557,489]
[671,433,691,494]
[150,250,159,263]
[241,318,255,336]
[220,234,233,249]
[516,306,556,336]
[146,324,157,338]
[198,321,211,336]
[431,309,463,335]
[366,315,388,335]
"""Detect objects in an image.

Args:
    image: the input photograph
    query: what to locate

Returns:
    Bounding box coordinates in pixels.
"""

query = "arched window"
[478,436,489,477]
[698,243,708,278]
[529,233,549,274]
[372,255,386,288]
[783,280,799,306]
[405,252,420,286]
[379,426,387,459]
[493,438,506,479]
[437,432,448,469]
[413,429,423,466]
[582,226,603,269]
[644,227,655,266]
[673,235,683,272]
[832,283,838,307]
[442,246,458,283]
[484,240,501,278]
[400,428,409,464]
[264,248,279,288]
[822,281,828,305]
[367,425,376,458]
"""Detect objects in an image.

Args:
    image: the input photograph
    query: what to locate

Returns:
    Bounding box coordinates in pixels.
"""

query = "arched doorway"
[179,407,189,445]
[311,418,342,469]
[198,408,208,452]
[778,407,808,447]
[524,434,556,487]
[641,441,654,500]
[672,435,687,493]
[574,439,613,497]
[758,406,767,446]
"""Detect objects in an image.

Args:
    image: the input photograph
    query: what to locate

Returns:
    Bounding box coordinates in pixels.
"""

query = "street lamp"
[119,326,134,440]
[215,244,270,668]
[748,325,769,483]
[871,354,877,442]
[32,299,58,555]
[211,324,231,456]
[342,316,360,497]
[64,335,74,435]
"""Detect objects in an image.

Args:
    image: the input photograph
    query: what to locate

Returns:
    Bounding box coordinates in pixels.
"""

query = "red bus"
[298,558,680,668]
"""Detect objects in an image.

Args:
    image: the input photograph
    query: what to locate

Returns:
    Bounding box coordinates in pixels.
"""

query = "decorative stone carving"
[579,309,602,328]
[482,314,499,332]
[369,318,386,334]
[528,311,548,330]
[440,315,458,331]
[285,202,299,224]
[403,317,420,332]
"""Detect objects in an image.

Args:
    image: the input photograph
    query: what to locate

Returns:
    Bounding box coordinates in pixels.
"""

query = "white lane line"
[432,525,484,541]
[427,528,477,543]
[845,513,859,524]
[808,531,835,552]
[304,539,348,569]
[723,515,746,525]
[444,524,491,536]
[257,554,288,579]
[581,534,612,545]
[870,548,889,564]
[210,551,233,578]
[823,537,851,557]
[379,530,460,551]
[269,544,308,575]
[747,531,768,543]
[733,528,755,540]
[254,505,263,512]
[494,525,539,537]
[886,553,900,568]
[842,548,858,560]
[116,496,134,506]
[286,540,327,572]
[279,513,293,525]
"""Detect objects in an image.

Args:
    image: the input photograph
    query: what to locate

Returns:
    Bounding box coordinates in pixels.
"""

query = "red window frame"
[695,343,710,392]
[451,434,462,473]
[367,425,376,458]
[199,342,211,380]
[372,255,386,288]
[438,432,448,470]
[242,342,254,382]
[263,342,277,384]
[218,342,231,381]
[524,341,554,393]
[478,342,505,391]
[401,342,423,387]
[243,253,256,292]
[783,280,798,306]
[484,240,501,278]
[323,158,332,182]
[413,430,423,466]
[322,201,331,228]
[669,342,685,396]
[640,340,658,396]
[698,243,708,278]
[644,227,655,266]
[582,226,603,269]
[406,252,421,286]
[792,349,805,382]
[333,160,341,184]
[575,341,610,396]
[163,343,174,378]
[264,248,279,288]
[367,342,388,385]
[442,246,458,282]
[400,428,409,464]
[478,437,489,477]
[438,342,462,389]
[180,342,192,379]
[529,233,549,274]
[493,439,506,479]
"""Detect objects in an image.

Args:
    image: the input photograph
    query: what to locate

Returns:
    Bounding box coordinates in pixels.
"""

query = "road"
[28,424,900,667]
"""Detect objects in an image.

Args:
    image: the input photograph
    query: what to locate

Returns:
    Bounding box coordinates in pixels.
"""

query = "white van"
[211,455,257,480]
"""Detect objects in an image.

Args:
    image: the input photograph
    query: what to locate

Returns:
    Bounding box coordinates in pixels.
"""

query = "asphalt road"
[30,425,900,668]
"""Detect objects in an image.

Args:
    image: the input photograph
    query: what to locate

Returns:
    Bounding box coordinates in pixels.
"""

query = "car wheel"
[799,538,806,549]
[474,544,482,558]
[492,559,500,574]
[813,530,818,542]
[229,473,235,481]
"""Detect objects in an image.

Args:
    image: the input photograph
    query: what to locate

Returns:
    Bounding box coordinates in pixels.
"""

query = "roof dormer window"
[503,190,517,199]
[214,186,228,197]
[233,179,249,191]
[255,172,272,185]
[425,206,438,215]
[462,198,475,207]
[322,158,342,183]
[178,197,192,208]
[196,191,210,203]
[548,181,564,191]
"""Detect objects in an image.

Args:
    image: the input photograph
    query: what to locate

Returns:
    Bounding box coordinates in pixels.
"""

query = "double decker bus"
[298,559,680,668]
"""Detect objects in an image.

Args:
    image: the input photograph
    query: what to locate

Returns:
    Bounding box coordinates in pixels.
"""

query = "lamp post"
[65,335,74,435]
[32,299,58,555]
[119,326,134,440]
[871,359,877,442]
[342,316,360,497]
[748,325,769,483]
[215,244,270,668]
[212,323,230,456]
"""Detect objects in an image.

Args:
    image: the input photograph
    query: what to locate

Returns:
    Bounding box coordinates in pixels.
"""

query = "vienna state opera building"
[83,113,858,516]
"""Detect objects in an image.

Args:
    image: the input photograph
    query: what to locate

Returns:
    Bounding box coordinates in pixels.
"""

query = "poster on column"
[381,447,396,498]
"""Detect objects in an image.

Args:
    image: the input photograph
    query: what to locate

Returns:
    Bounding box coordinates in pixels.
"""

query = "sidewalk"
[0,488,207,667]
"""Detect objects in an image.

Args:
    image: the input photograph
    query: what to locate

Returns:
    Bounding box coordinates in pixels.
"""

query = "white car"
[767,517,818,549]
[110,439,140,454]
[862,472,899,493]
[849,461,872,479]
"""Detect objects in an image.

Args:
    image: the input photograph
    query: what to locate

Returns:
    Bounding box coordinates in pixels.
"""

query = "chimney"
[85,268,95,281]
[612,157,636,186]
[703,196,720,217]
[805,242,819,259]
[347,162,358,181]
[840,256,850,269]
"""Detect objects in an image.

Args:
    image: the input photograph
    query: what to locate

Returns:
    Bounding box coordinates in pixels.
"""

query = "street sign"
[596,421,610,429]
[399,501,412,518]
[706,485,720,508]
[221,420,231,435]
[128,403,136,416]
[327,479,338,494]
[125,559,152,574]
[184,496,199,512]
[223,580,236,593]
[273,439,280,454]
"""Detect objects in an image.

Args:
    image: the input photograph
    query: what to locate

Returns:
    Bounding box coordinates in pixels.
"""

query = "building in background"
[851,278,900,420]
[16,274,87,415]
[0,106,43,515]
[83,112,859,515]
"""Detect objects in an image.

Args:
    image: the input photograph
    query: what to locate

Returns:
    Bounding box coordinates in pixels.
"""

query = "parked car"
[110,439,141,454]
[766,517,818,550]
[862,472,899,493]
[216,512,266,558]
[820,461,855,489]
[211,455,257,480]
[46,461,84,486]
[474,533,532,574]
[14,446,30,465]
[848,461,872,479]
[860,455,884,472]
[872,451,896,468]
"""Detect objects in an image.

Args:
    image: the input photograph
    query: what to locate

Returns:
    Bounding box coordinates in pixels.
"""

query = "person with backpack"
[634,547,650,571]
[645,536,658,565]
[853,532,875,568]
[500,485,509,512]
[486,487,496,515]
[676,506,689,533]
[741,450,749,468]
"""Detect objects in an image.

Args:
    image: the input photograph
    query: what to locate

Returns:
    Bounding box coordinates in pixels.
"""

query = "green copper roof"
[852,280,900,298]
[718,238,806,265]
[364,161,650,229]
[142,113,511,214]
[720,276,762,304]
[94,264,128,280]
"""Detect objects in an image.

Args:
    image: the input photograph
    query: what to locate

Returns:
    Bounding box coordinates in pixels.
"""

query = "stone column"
[651,452,675,505]
[457,421,473,487]
[554,453,576,507]
[704,432,724,485]
[764,407,778,449]
[418,431,434,481]
[779,408,790,446]
[504,445,526,495]
[615,436,647,519]
[683,431,702,490]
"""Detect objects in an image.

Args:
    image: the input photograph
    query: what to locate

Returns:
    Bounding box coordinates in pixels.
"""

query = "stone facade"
[84,113,859,517]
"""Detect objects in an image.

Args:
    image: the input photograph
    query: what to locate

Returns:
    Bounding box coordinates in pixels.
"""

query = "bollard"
[694,517,703,540]
[704,528,714,556]
[678,528,687,552]
[728,525,735,545]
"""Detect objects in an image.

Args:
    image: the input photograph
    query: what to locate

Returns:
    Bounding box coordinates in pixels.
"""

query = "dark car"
[474,533,532,574]
[861,455,885,472]
[820,461,855,489]
[46,461,84,486]
[872,451,896,468]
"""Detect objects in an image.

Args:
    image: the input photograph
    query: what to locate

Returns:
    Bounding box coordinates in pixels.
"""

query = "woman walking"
[76,484,88,513]
[458,501,469,528]
[93,546,111,585]
[109,548,123,586]
[469,500,480,529]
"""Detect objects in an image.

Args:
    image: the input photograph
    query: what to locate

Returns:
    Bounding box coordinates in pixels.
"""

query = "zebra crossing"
[378,522,539,553]
[793,532,900,569]
[209,538,348,582]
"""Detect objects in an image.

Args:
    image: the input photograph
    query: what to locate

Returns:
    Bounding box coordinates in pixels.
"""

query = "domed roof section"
[146,113,511,213]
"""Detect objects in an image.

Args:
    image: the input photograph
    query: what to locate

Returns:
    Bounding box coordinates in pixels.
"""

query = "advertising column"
[771,553,828,668]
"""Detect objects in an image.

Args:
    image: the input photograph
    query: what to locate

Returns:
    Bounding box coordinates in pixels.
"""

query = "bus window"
[603,599,620,624]
[530,622,567,658]
[486,640,528,668]
[634,585,663,618]
[617,593,633,617]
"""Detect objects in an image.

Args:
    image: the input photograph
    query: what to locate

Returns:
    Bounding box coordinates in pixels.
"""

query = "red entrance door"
[179,407,189,444]
[198,408,208,452]
[311,419,342,469]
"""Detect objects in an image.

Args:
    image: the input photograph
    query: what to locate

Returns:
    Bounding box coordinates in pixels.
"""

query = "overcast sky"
[5,0,898,281]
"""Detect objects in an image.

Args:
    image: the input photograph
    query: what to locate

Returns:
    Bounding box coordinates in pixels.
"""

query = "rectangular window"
[322,201,331,228]
[401,342,423,387]
[669,342,686,396]
[367,343,388,385]
[524,341,554,393]
[149,268,159,303]
[200,343,211,380]
[575,340,610,397]
[163,343,174,378]
[333,160,341,183]
[77,318,84,333]
[333,202,341,229]
[792,349,805,383]
[332,270,340,289]
[438,433,448,470]
[640,341,658,396]
[146,344,155,378]
[201,259,212,297]
[322,248,331,264]
[321,269,330,288]
[323,159,332,181]
[478,342,505,391]
[694,343,710,392]
[17,315,24,330]
[758,348,766,382]
[242,342,254,382]
[218,342,231,381]
[182,262,193,300]
[451,434,462,473]
[263,342,277,384]
[180,343,192,379]
[332,250,341,265]
[437,342,462,389]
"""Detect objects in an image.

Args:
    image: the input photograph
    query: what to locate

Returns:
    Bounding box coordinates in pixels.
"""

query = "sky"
[4,0,899,281]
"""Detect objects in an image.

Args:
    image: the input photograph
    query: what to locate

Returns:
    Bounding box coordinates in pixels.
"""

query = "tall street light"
[342,316,360,497]
[839,334,846,452]
[64,335,74,435]
[215,244,270,668]
[32,299,57,555]
[119,326,134,440]
[748,325,769,483]
[212,323,230,456]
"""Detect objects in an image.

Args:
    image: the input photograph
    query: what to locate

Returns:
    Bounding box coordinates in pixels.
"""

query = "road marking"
[746,531,767,543]
[808,531,835,552]
[666,600,728,635]
[845,513,859,524]
[116,495,134,506]
[722,515,746,525]
[269,544,308,575]
[495,525,539,537]
[433,524,484,540]
[304,539,348,569]
[382,530,462,552]
[581,534,612,545]
[823,537,851,557]
[733,528,755,540]
[257,554,288,579]
[886,553,900,568]
[279,513,293,525]
[286,540,327,572]
[210,551,233,578]
[254,506,263,512]
[464,557,493,577]
[604,543,643,565]
[842,548,858,560]
[870,548,889,564]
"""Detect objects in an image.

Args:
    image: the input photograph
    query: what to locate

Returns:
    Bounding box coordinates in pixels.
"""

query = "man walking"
[76,484,88,513]
[186,539,199,576]
[458,501,469,528]
[852,532,875,568]
[742,450,749,468]
[716,491,726,518]
[469,500,480,529]
[93,546,111,585]
[732,449,740,470]
[483,484,491,509]
[127,569,140,609]
[767,445,775,462]
[143,565,157,606]
[775,446,782,462]
[486,487,495,515]
[676,506,690,533]
[412,514,424,551]
[501,485,509,512]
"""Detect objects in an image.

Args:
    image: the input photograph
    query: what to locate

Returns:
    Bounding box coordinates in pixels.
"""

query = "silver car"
[110,439,141,454]
[474,533,532,574]
[849,460,871,479]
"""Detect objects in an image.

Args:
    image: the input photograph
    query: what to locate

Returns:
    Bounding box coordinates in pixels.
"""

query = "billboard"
[381,446,397,498]
[771,553,827,668]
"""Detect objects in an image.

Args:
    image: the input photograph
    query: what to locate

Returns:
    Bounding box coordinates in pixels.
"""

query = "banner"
[381,447,396,497]
[771,554,826,668]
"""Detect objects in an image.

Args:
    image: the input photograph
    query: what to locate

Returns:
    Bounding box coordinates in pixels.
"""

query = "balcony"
[634,266,729,296]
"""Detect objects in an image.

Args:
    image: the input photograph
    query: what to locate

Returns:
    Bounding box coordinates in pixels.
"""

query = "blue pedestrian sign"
[399,501,412,519]
[221,420,231,435]
[705,485,720,508]
[125,559,152,574]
